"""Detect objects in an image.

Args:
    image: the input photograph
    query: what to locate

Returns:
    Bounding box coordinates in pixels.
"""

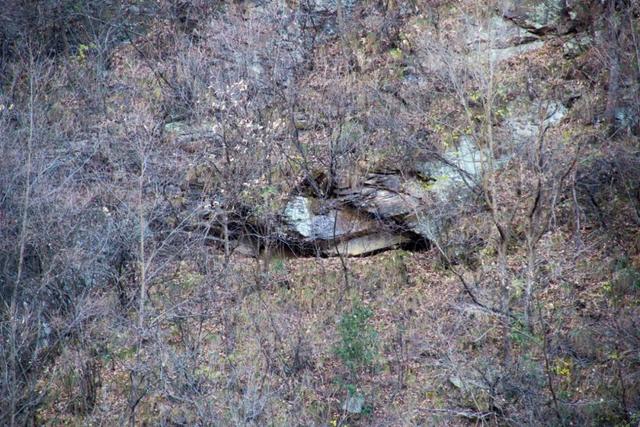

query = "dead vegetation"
[1,0,639,425]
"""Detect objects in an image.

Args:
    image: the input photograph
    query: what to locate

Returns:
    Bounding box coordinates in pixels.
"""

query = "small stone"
[342,393,365,414]
[449,375,464,389]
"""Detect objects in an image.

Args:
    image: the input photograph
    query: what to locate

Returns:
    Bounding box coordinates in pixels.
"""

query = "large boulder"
[503,0,592,35]
[337,173,429,217]
[283,196,377,241]
[503,0,566,34]
[283,178,428,255]
[283,196,409,256]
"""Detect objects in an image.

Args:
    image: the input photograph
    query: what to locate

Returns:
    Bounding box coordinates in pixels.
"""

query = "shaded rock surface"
[325,232,410,257]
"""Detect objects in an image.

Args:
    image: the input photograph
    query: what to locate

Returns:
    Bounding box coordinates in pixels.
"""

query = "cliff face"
[1,1,639,425]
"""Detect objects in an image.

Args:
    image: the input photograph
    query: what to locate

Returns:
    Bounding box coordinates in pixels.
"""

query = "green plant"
[335,303,379,378]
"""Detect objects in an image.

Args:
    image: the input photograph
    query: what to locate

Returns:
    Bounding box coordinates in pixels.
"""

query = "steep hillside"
[1,0,639,425]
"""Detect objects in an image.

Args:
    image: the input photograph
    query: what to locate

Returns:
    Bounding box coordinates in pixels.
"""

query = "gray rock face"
[503,0,567,34]
[563,33,593,58]
[283,195,405,256]
[283,196,376,241]
[416,137,483,191]
[283,184,421,255]
[337,175,431,240]
[343,187,422,218]
[410,137,485,241]
[283,196,314,237]
[491,40,545,62]
[279,138,488,254]
[503,100,568,144]
[503,0,589,35]
[278,136,491,255]
[466,15,544,62]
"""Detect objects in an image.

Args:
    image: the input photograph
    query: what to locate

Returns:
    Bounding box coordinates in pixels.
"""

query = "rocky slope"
[1,0,639,425]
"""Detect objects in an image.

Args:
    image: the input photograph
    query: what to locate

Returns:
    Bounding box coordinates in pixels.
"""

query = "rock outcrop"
[467,15,544,62]
[276,135,486,256]
[281,188,420,256]
[503,0,591,35]
[171,4,585,258]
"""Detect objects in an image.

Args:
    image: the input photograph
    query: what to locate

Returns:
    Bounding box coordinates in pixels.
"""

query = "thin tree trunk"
[497,240,511,366]
[524,235,536,331]
[540,306,562,423]
[483,45,512,366]
[10,52,36,427]
[138,158,146,331]
[605,1,620,129]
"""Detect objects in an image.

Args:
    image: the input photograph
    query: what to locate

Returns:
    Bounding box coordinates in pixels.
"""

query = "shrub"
[335,303,379,379]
